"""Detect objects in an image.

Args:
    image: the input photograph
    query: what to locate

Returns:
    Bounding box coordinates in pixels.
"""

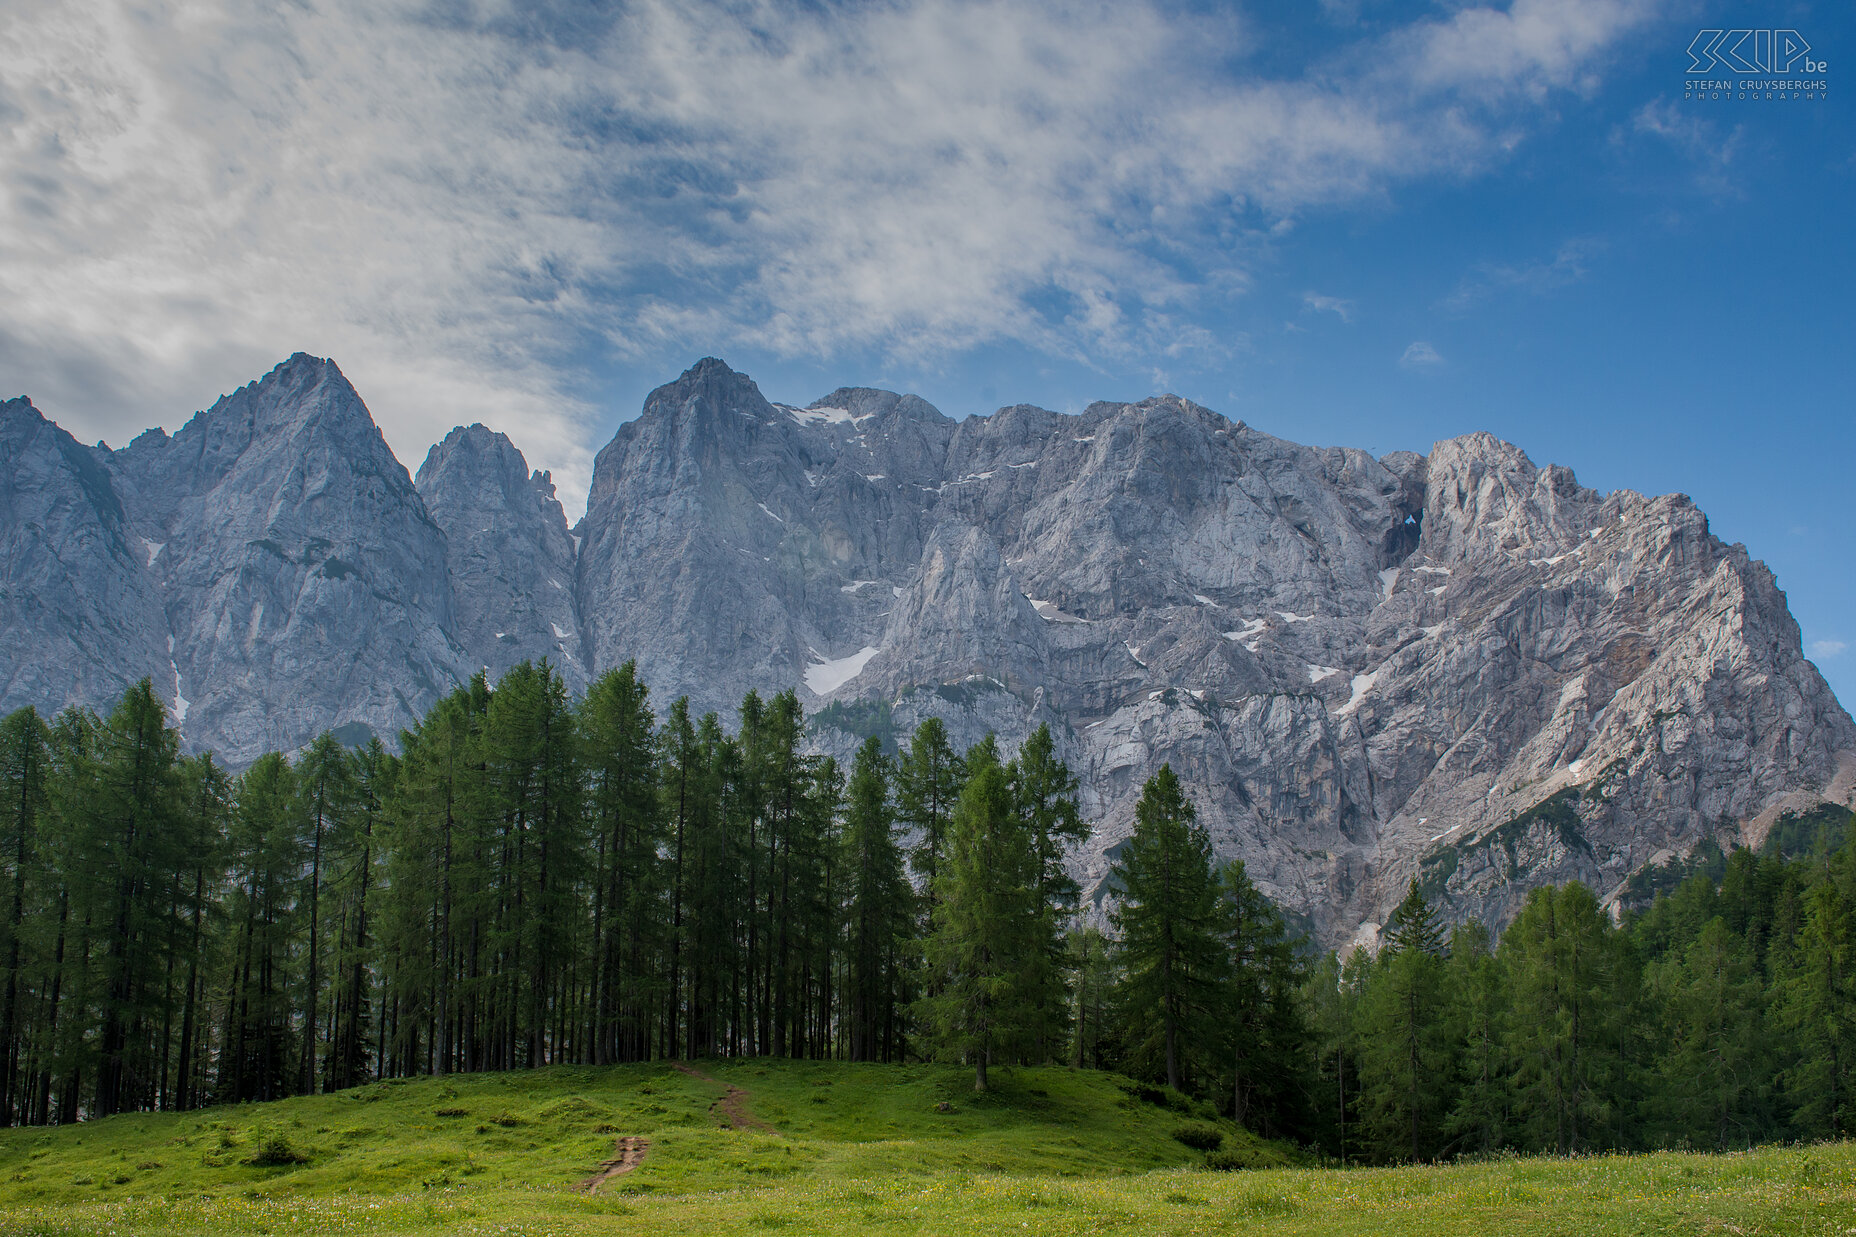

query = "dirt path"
[579,1135,649,1193]
[670,1060,779,1136]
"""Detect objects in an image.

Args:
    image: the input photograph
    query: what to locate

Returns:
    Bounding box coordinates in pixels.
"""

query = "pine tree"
[1110,764,1226,1093]
[1651,916,1766,1147]
[920,746,1042,1090]
[172,751,231,1110]
[220,752,302,1102]
[582,662,659,1063]
[842,737,907,1061]
[1012,724,1088,1062]
[897,718,963,900]
[681,710,733,1059]
[1303,948,1368,1165]
[793,754,843,1059]
[484,660,583,1068]
[294,732,355,1093]
[1358,881,1452,1161]
[0,708,49,1123]
[37,705,101,1123]
[381,684,486,1076]
[1067,925,1115,1070]
[1775,869,1856,1138]
[1220,859,1307,1137]
[1502,882,1636,1154]
[659,698,699,1058]
[87,680,187,1116]
[1444,920,1508,1155]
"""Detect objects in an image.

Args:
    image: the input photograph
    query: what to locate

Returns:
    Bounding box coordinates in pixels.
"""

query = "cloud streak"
[1400,341,1444,368]
[1445,236,1605,310]
[1303,293,1356,323]
[0,0,1660,512]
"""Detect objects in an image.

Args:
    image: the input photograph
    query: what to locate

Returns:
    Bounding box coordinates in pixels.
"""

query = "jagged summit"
[417,422,585,689]
[3,355,1850,943]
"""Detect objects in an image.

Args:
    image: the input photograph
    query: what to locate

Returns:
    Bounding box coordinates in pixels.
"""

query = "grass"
[0,1062,1849,1235]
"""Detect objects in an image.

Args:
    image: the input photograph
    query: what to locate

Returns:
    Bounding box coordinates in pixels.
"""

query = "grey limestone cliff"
[572,361,1856,943]
[0,396,169,713]
[416,424,587,692]
[3,354,1850,943]
[104,354,472,756]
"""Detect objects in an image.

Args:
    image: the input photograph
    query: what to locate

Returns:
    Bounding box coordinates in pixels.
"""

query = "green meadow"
[0,1061,1849,1236]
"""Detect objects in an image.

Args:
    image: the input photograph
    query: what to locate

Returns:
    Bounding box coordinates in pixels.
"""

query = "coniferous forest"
[0,660,1852,1165]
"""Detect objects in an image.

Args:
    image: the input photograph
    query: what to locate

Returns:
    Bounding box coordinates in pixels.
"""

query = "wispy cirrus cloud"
[1303,293,1356,323]
[0,0,1662,512]
[1400,341,1444,368]
[1627,98,1746,195]
[1445,236,1605,310]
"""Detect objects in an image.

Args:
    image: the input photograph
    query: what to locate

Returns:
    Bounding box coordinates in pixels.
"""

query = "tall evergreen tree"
[842,737,908,1061]
[87,680,187,1116]
[220,752,301,1103]
[484,660,583,1068]
[381,683,487,1076]
[1110,764,1226,1093]
[1502,883,1636,1154]
[659,698,699,1058]
[681,711,734,1059]
[293,732,355,1093]
[581,662,658,1064]
[327,740,389,1091]
[1444,920,1508,1156]
[172,751,231,1111]
[1650,916,1767,1147]
[1012,724,1087,1062]
[0,708,49,1123]
[920,747,1042,1090]
[1067,924,1116,1070]
[1358,881,1453,1161]
[897,718,963,900]
[1775,865,1856,1138]
[1303,948,1367,1165]
[1220,859,1307,1137]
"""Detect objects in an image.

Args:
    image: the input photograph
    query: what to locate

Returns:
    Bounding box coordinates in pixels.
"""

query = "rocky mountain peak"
[648,357,777,422]
[417,424,585,689]
[418,423,527,489]
[4,355,1850,945]
[1,395,167,717]
[1,394,41,426]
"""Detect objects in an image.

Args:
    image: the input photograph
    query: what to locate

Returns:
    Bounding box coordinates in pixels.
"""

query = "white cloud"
[1400,341,1444,368]
[0,0,1661,514]
[1303,292,1355,322]
[1811,640,1848,660]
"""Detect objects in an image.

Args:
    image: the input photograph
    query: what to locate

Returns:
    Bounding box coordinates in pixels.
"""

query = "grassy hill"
[0,1061,1851,1235]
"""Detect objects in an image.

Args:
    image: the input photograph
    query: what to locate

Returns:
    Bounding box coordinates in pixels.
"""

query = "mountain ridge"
[4,353,1851,944]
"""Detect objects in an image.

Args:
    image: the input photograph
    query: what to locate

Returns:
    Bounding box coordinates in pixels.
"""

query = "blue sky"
[2,0,1850,702]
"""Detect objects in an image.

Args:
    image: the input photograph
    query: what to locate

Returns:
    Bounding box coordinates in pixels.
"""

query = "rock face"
[99,354,475,756]
[0,397,170,713]
[416,424,587,692]
[572,362,1856,943]
[4,355,1852,942]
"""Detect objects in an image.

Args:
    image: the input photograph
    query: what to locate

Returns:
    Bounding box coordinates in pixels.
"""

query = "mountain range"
[4,353,1851,945]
